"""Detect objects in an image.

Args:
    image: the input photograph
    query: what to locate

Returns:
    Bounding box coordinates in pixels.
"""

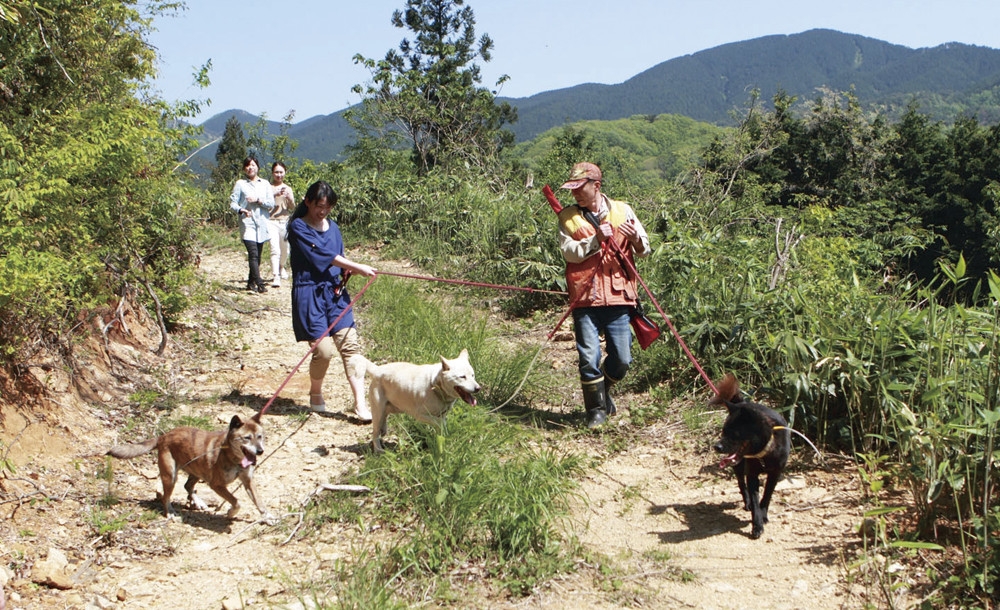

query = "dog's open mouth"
[456,387,477,406]
[718,442,747,469]
[718,452,741,468]
[241,447,258,468]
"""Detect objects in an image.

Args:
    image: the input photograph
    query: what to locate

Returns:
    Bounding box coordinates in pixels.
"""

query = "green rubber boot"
[582,379,608,429]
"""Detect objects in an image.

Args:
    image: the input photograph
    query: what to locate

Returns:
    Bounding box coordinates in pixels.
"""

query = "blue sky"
[147,0,1000,123]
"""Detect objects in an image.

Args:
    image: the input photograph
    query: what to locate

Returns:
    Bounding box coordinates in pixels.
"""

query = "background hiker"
[268,161,294,287]
[229,156,275,293]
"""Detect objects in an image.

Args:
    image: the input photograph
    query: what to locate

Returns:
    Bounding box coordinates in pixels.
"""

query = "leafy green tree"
[211,115,248,191]
[0,0,201,360]
[266,111,300,173]
[535,126,598,191]
[244,111,300,177]
[349,0,516,180]
[209,115,252,225]
[697,89,790,210]
[889,110,1000,281]
[940,116,1000,276]
[731,89,894,212]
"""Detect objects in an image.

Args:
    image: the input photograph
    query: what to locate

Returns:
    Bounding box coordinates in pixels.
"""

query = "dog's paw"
[226,504,242,519]
[189,494,209,511]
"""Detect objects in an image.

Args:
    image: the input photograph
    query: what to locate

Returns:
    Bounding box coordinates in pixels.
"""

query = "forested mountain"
[508,28,1000,140]
[195,28,1000,164]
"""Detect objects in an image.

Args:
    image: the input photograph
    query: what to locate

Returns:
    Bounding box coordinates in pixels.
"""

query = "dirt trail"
[0,246,905,609]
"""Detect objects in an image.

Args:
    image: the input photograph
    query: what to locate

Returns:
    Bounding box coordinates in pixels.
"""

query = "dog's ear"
[709,373,740,405]
[458,348,469,360]
[229,415,243,430]
[251,411,262,424]
[440,355,450,370]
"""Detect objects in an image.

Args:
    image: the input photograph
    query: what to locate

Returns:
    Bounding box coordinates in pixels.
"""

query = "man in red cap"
[557,162,651,427]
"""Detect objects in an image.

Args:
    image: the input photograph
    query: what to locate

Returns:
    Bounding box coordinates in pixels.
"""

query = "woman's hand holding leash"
[355,264,377,277]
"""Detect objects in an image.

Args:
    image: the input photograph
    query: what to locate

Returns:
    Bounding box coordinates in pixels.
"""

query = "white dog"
[350,349,480,451]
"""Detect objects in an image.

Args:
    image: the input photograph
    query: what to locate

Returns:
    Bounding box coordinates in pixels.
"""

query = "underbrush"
[630,215,1000,606]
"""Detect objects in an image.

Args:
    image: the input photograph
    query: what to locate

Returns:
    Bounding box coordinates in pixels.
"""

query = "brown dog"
[108,413,274,522]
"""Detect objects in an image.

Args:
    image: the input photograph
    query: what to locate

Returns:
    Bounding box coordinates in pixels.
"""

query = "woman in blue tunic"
[286,181,377,420]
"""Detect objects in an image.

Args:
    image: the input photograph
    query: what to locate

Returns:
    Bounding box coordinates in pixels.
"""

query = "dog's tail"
[347,354,374,380]
[107,438,158,460]
[708,373,740,405]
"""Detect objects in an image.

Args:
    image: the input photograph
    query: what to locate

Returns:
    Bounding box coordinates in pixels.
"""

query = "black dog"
[711,373,790,539]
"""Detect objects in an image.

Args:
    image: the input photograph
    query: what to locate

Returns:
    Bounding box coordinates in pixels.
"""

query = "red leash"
[376,269,566,295]
[542,185,717,395]
[620,251,717,395]
[258,268,565,416]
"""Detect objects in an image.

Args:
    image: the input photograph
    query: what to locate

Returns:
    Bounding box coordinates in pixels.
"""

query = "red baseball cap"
[560,162,602,190]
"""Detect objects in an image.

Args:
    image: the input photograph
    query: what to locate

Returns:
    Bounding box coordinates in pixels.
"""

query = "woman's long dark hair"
[289,180,337,222]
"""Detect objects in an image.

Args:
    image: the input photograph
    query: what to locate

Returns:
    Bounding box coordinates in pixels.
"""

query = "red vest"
[559,199,639,308]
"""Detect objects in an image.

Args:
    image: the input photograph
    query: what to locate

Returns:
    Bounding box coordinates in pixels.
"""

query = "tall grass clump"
[359,406,582,597]
[625,200,786,395]
[758,257,1000,605]
[305,274,582,605]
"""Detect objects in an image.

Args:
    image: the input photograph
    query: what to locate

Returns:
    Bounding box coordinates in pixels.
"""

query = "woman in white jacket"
[229,156,275,293]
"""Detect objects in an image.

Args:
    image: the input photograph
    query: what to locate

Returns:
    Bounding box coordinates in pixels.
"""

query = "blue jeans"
[572,305,633,383]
